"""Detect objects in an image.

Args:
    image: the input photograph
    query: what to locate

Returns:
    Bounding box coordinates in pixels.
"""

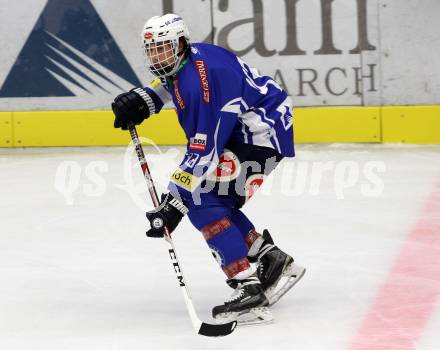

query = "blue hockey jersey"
[143,43,294,203]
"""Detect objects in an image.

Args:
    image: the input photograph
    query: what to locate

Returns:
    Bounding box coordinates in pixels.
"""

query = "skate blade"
[214,307,274,326]
[266,262,306,306]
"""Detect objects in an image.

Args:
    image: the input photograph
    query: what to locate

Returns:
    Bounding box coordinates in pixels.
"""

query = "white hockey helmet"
[141,14,190,77]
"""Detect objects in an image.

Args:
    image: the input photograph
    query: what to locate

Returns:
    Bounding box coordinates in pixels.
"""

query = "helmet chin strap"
[171,48,187,74]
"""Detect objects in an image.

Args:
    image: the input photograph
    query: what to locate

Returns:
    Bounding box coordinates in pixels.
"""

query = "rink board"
[382,106,440,144]
[295,107,381,143]
[10,110,186,147]
[0,112,13,147]
[2,106,440,147]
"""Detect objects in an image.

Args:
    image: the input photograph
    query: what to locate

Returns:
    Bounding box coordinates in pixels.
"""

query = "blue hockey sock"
[188,207,252,278]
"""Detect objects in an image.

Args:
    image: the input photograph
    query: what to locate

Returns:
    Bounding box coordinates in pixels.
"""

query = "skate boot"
[212,277,274,325]
[248,229,306,306]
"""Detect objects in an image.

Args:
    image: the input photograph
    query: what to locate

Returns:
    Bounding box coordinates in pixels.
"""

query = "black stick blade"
[198,321,237,337]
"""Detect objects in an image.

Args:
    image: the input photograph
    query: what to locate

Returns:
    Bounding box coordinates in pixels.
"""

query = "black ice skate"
[248,229,306,306]
[212,277,274,325]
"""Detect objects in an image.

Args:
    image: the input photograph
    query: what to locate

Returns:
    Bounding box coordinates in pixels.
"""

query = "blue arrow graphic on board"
[0,0,141,97]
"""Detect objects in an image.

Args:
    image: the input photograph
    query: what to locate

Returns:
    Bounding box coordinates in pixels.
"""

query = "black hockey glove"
[146,192,189,238]
[112,88,155,130]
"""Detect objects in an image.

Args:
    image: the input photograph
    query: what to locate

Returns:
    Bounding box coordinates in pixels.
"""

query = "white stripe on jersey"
[257,107,275,125]
[237,57,283,95]
[241,122,249,143]
[270,130,281,153]
[239,110,274,149]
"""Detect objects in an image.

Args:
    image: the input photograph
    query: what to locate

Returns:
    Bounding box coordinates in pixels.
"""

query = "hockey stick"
[127,124,237,337]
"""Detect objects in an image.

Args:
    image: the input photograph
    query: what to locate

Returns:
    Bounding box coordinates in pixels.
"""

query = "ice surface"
[0,144,439,350]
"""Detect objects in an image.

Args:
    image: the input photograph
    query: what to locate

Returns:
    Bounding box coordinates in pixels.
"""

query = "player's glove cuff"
[146,192,188,238]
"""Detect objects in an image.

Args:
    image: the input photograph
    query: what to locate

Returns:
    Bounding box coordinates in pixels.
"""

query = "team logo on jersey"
[0,0,140,98]
[173,78,185,109]
[245,174,265,202]
[207,149,241,182]
[194,60,210,103]
[171,169,194,191]
[189,133,207,151]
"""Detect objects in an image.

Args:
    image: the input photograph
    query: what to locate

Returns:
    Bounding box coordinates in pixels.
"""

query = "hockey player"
[111,14,305,324]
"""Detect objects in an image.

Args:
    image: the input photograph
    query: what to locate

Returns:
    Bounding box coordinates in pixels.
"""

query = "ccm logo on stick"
[168,249,185,286]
